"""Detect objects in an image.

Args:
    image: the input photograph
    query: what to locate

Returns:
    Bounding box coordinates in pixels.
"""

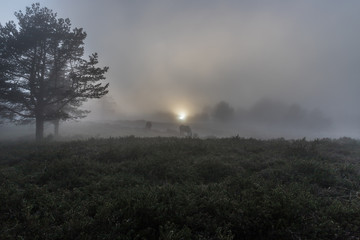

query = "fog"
[1,0,360,139]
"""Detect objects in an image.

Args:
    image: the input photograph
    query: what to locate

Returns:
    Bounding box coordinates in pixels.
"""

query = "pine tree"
[0,3,109,141]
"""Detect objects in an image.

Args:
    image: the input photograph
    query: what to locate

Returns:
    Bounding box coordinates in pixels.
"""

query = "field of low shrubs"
[1,137,360,239]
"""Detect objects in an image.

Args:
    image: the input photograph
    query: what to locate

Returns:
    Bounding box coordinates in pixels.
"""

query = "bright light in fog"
[178,112,187,121]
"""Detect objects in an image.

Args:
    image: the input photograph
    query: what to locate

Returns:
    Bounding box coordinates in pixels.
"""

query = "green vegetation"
[1,137,360,239]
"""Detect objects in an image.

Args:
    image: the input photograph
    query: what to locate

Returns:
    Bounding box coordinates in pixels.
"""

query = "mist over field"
[1,0,360,139]
[0,98,357,140]
[3,3,360,239]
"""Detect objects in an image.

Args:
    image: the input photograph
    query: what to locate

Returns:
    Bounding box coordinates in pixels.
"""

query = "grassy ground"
[1,137,360,239]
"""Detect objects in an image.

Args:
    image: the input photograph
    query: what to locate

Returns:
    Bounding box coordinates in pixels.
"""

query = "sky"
[1,1,360,135]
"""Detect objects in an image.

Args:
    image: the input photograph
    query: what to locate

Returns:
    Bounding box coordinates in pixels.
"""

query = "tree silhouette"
[0,3,109,140]
[212,101,234,122]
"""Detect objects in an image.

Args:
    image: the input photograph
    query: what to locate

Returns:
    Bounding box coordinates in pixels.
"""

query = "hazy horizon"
[1,1,360,139]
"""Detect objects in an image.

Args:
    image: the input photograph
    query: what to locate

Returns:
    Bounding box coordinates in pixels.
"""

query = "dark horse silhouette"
[179,125,192,137]
[145,121,152,130]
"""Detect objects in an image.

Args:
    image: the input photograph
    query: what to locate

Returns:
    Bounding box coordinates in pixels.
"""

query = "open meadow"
[1,137,360,239]
[2,2,360,239]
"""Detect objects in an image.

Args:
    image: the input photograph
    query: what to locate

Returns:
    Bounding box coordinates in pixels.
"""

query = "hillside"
[1,137,360,239]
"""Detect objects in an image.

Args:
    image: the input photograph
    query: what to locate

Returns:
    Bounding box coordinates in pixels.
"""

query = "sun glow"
[178,112,187,121]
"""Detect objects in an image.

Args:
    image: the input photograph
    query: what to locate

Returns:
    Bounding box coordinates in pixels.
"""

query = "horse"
[179,125,192,137]
[145,121,152,130]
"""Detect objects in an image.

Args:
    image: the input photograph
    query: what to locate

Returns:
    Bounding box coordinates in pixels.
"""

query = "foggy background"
[1,0,360,139]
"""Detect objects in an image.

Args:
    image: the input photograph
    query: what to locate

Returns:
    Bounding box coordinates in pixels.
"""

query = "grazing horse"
[179,125,192,137]
[145,121,152,130]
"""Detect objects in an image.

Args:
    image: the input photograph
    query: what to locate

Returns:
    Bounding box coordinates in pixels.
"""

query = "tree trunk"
[35,115,44,141]
[54,119,60,139]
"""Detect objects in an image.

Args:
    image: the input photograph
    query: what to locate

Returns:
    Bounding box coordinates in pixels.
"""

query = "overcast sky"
[1,0,360,122]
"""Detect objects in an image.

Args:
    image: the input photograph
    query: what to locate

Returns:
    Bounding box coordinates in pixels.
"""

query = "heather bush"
[1,137,360,239]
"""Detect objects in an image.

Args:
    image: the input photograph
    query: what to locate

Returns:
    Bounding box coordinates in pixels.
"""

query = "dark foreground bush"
[1,137,360,239]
